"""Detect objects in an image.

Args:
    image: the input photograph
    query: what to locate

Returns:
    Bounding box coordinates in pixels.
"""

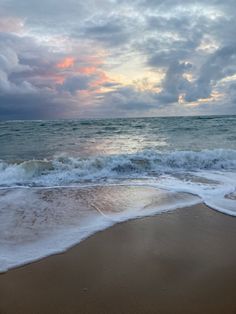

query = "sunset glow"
[0,1,235,119]
[57,57,75,69]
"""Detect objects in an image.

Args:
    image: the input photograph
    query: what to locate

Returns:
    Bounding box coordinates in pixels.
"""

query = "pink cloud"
[56,57,75,69]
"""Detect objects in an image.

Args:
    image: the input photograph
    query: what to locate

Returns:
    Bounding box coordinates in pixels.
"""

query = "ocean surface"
[1,115,236,272]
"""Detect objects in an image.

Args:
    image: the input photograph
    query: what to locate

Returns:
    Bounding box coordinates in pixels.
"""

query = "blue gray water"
[1,115,236,161]
[0,115,236,272]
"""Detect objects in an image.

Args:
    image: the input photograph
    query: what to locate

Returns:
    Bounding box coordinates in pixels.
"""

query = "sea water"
[0,115,236,271]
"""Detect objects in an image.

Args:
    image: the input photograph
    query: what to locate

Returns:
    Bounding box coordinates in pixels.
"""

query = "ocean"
[0,115,236,272]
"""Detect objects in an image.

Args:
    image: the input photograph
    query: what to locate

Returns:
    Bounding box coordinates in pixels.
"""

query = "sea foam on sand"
[0,185,200,272]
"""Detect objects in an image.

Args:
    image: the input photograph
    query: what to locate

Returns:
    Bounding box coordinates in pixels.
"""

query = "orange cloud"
[79,66,97,75]
[57,57,75,69]
[54,53,116,93]
[90,71,110,89]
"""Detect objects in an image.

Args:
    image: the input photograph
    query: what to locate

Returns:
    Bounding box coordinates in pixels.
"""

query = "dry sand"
[0,203,236,314]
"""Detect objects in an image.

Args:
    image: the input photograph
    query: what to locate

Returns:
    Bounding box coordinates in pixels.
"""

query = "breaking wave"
[0,149,236,187]
[1,149,236,272]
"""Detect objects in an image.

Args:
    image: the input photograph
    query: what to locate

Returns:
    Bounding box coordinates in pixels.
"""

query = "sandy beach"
[0,203,236,314]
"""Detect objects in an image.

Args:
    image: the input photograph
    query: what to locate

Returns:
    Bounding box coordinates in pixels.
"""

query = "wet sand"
[0,203,236,314]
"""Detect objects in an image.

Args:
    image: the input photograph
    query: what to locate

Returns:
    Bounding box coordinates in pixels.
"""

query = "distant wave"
[1,149,236,187]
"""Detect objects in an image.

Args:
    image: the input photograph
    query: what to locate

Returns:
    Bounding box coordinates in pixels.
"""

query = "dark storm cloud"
[0,31,100,119]
[155,61,192,104]
[1,0,236,119]
[0,92,63,120]
[133,0,235,10]
[81,15,133,47]
[96,85,170,118]
[0,0,116,33]
[101,86,155,111]
[142,14,206,67]
[131,1,236,108]
[1,0,87,29]
[185,45,236,102]
[0,34,35,95]
[59,75,95,94]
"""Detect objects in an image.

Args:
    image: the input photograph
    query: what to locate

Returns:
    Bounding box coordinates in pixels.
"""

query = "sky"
[0,0,236,119]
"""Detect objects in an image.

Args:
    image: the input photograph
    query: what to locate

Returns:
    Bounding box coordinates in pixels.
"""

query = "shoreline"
[1,203,236,314]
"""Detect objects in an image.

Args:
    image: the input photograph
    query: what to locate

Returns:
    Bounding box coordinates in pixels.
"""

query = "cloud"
[154,61,192,104]
[0,32,98,118]
[1,0,236,119]
[95,85,170,117]
[0,37,36,95]
[80,14,138,47]
[0,15,24,33]
[184,45,236,102]
[56,57,75,69]
[59,75,94,94]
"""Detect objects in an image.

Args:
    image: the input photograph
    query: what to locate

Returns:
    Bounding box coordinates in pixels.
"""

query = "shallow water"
[0,186,200,272]
[0,115,236,271]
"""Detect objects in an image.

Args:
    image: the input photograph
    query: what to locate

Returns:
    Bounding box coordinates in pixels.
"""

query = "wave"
[0,149,236,187]
[0,150,236,272]
[0,186,201,272]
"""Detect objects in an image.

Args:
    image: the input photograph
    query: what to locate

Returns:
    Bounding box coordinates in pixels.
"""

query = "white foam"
[1,149,236,187]
[0,149,236,272]
[0,186,200,272]
[153,170,236,216]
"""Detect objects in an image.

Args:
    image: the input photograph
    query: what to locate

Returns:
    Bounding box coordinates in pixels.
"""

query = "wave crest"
[1,149,236,187]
